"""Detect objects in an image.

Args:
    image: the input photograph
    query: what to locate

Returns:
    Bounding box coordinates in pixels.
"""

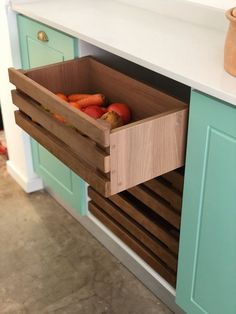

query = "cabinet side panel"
[176,91,236,314]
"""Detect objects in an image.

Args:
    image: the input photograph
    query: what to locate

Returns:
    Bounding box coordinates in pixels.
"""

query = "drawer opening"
[9,56,188,197]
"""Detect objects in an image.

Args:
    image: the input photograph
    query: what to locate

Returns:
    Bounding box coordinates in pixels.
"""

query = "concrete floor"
[0,133,172,314]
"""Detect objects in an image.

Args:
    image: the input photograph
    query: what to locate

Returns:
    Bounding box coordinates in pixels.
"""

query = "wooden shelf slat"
[88,187,178,272]
[108,192,179,254]
[162,170,184,193]
[12,90,110,173]
[89,201,176,287]
[15,111,110,196]
[127,185,181,230]
[143,178,182,212]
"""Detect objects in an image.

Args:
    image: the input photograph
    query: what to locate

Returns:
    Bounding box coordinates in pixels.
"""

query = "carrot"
[53,113,66,123]
[56,93,68,102]
[69,102,82,110]
[76,94,105,108]
[68,93,92,102]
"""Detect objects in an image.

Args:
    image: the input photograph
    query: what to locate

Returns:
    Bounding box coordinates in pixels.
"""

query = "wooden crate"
[9,57,188,197]
[88,168,184,287]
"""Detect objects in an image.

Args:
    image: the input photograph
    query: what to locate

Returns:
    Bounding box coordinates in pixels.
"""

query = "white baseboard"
[47,188,184,314]
[6,160,44,192]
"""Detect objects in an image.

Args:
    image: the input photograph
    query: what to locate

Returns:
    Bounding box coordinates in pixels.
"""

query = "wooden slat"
[12,90,110,173]
[109,193,179,254]
[8,61,110,147]
[88,187,177,272]
[109,107,188,195]
[128,185,181,230]
[144,178,182,212]
[14,111,111,197]
[89,201,176,287]
[162,170,184,193]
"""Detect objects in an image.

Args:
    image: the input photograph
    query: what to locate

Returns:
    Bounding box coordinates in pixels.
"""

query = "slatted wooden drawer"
[89,168,184,287]
[9,56,188,197]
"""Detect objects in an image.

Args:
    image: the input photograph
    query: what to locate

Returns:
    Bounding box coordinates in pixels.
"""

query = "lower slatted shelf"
[89,202,177,287]
[88,168,184,287]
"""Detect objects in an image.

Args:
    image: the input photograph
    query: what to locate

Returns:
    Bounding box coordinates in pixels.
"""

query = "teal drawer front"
[17,14,86,215]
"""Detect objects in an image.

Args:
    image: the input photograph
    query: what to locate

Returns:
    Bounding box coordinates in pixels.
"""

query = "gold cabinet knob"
[37,30,49,42]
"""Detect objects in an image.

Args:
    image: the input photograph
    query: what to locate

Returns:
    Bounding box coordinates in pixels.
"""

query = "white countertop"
[11,0,236,106]
[184,0,235,10]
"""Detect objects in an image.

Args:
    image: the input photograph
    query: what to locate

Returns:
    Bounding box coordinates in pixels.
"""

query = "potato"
[100,111,124,129]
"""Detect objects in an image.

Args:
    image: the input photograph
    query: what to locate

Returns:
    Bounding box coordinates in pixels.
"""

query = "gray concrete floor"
[0,132,172,314]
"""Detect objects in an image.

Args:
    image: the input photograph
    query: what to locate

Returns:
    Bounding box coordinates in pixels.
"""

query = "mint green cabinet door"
[17,14,86,215]
[176,90,236,314]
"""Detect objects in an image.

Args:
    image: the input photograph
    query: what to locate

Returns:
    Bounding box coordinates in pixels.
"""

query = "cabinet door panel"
[17,14,76,68]
[37,142,73,190]
[31,140,86,214]
[176,91,236,314]
[27,38,64,68]
[18,14,86,215]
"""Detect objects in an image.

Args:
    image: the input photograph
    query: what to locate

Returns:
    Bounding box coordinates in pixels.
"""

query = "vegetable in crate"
[56,93,68,102]
[100,111,124,129]
[107,103,131,124]
[69,102,82,110]
[53,113,66,123]
[68,93,91,102]
[76,93,105,108]
[53,93,68,122]
[83,106,106,119]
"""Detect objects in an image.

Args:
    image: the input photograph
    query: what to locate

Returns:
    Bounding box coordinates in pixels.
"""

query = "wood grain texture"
[15,111,110,196]
[110,108,188,195]
[89,201,176,287]
[127,185,180,230]
[9,56,188,196]
[12,90,110,173]
[143,178,182,212]
[89,58,187,121]
[162,169,184,193]
[88,187,177,272]
[108,192,179,254]
[8,59,111,147]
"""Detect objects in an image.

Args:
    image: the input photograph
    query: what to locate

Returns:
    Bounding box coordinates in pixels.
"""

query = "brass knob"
[37,30,49,42]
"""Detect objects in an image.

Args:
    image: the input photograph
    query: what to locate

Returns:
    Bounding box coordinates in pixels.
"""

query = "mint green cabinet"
[176,90,236,313]
[17,14,86,215]
[17,15,77,68]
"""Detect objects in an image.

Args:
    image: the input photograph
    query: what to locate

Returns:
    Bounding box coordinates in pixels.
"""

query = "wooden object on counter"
[224,7,236,76]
